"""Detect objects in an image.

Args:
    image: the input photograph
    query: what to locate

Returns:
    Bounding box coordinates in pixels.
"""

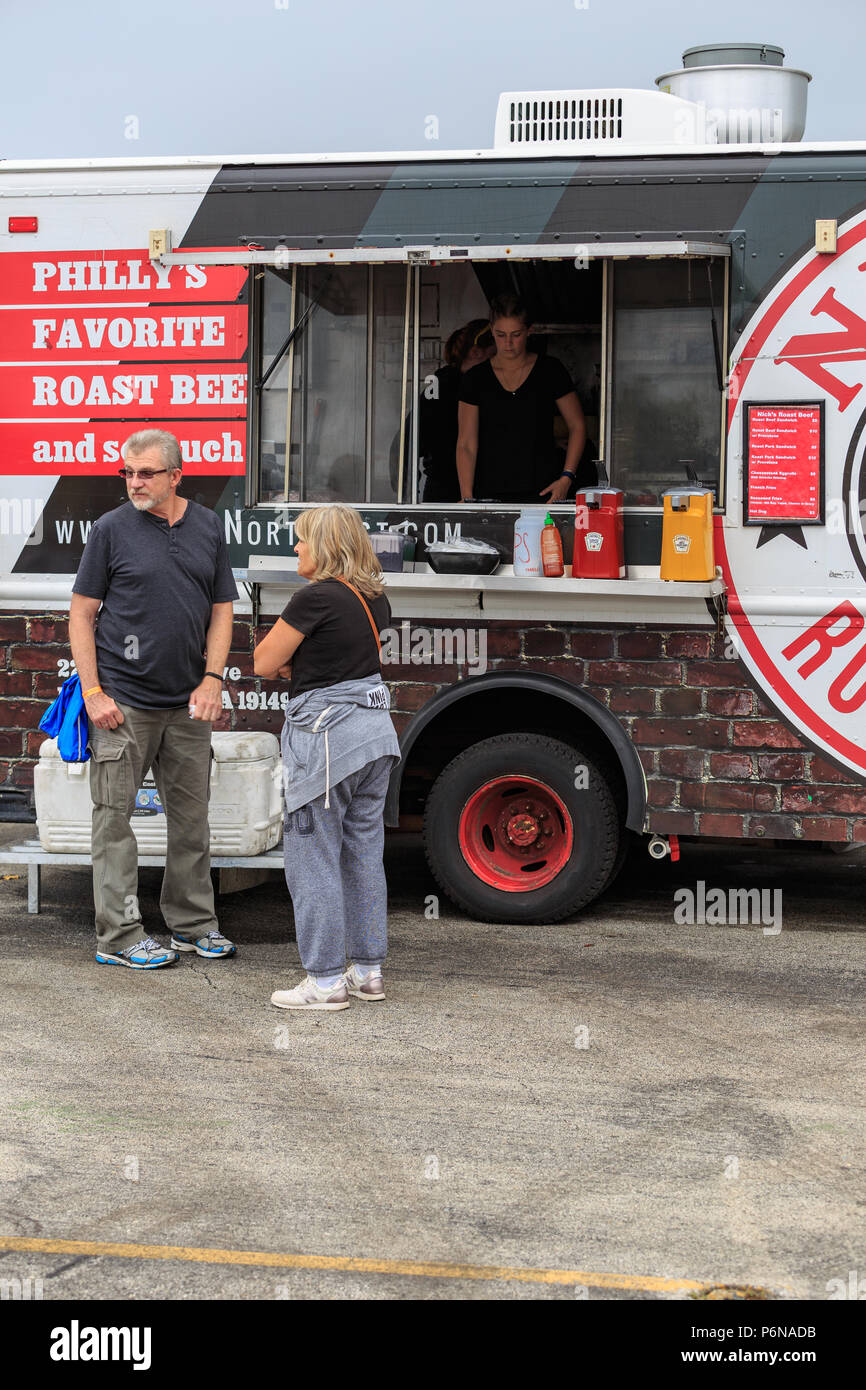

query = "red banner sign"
[0,421,246,475]
[0,365,247,419]
[0,250,249,477]
[0,251,246,305]
[2,304,247,361]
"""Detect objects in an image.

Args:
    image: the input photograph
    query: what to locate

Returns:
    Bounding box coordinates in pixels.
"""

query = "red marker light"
[8,217,38,233]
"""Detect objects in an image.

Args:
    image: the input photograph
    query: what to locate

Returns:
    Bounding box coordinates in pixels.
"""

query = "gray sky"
[2,0,863,159]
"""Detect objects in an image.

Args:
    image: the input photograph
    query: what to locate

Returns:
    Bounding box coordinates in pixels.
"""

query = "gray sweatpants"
[282,756,393,977]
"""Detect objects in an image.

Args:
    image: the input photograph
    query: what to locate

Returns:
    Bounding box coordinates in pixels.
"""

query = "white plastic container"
[513,508,546,577]
[35,731,282,856]
[370,530,404,572]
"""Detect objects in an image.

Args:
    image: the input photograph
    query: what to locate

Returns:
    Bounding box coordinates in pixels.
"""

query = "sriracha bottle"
[541,512,564,577]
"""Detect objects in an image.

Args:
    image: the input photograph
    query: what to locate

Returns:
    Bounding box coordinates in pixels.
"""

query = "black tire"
[423,733,621,924]
[602,828,638,893]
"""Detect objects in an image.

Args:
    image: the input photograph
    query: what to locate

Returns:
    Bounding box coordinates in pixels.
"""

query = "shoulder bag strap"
[335,576,382,661]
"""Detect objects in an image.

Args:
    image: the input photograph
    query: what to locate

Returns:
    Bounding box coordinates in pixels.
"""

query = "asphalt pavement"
[0,825,863,1301]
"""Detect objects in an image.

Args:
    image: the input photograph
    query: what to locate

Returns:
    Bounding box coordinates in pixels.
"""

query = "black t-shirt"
[72,499,238,708]
[280,578,391,696]
[419,364,461,502]
[458,354,575,500]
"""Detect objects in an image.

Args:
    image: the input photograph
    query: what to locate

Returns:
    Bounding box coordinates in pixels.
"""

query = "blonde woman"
[254,505,401,1011]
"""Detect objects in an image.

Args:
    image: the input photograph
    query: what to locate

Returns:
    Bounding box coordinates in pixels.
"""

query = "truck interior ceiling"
[254,254,725,511]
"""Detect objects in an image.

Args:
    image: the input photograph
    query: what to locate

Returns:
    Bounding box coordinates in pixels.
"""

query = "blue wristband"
[559,472,575,481]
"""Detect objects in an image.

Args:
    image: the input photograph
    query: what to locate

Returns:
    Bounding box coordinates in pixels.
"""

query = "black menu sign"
[743,401,824,525]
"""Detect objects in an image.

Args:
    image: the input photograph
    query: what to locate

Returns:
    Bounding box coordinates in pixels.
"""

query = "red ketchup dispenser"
[572,487,625,579]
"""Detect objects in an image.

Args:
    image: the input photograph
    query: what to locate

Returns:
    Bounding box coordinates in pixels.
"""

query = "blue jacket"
[281,675,400,812]
[38,674,89,762]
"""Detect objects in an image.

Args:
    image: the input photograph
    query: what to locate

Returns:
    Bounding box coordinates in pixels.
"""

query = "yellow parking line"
[0,1235,745,1294]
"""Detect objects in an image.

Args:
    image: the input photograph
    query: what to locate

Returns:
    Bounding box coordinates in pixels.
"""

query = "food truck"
[2,42,865,922]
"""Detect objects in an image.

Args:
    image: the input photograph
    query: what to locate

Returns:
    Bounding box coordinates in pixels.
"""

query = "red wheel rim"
[458,776,573,892]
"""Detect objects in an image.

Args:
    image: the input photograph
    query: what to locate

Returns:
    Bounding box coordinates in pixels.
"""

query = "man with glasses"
[69,429,239,968]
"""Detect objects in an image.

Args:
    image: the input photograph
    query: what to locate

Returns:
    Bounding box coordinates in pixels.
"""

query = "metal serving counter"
[246,556,726,625]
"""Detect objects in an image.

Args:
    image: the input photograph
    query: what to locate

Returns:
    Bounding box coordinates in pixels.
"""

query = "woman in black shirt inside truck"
[456,294,587,504]
[419,318,494,502]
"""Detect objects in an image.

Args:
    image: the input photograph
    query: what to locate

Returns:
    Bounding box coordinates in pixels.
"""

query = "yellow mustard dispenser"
[660,487,715,581]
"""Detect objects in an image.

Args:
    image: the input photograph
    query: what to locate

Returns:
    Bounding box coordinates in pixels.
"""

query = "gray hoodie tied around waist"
[280,674,402,813]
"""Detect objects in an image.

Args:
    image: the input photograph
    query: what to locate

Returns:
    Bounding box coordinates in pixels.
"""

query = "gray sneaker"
[96,937,179,969]
[171,929,236,959]
[345,963,385,1001]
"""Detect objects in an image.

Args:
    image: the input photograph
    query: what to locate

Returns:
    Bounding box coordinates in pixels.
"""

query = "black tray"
[425,549,501,575]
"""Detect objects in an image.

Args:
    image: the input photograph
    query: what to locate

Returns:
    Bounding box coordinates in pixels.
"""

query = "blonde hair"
[295,505,385,599]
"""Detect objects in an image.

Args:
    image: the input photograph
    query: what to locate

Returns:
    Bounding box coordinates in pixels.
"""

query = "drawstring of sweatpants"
[313,706,335,809]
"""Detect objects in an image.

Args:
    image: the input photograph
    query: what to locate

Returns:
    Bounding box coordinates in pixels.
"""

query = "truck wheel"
[602,828,637,893]
[423,733,621,924]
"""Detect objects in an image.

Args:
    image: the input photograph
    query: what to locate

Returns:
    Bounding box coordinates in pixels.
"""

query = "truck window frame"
[603,256,730,509]
[245,242,730,513]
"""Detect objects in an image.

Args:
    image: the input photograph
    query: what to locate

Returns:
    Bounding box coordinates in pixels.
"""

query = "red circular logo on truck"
[719,209,866,776]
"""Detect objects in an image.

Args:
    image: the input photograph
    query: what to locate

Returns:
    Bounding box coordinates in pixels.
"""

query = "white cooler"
[35,731,282,856]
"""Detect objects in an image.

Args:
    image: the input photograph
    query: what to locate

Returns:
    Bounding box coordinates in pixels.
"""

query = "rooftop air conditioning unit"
[493,88,718,150]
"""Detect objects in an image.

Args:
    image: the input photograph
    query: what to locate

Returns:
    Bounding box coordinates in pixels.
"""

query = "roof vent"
[656,43,811,143]
[683,42,784,67]
[494,88,718,150]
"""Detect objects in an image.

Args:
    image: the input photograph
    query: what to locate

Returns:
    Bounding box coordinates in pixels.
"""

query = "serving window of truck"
[250,247,728,513]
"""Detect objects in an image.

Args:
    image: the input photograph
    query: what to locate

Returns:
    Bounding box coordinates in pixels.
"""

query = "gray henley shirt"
[72,499,238,709]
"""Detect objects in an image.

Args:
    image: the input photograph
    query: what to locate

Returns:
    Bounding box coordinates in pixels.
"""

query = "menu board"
[743,401,824,525]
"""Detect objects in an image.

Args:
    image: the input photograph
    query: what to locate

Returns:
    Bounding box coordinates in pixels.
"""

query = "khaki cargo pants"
[88,701,216,952]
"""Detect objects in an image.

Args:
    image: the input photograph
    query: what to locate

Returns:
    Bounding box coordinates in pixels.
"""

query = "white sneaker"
[345,963,385,1001]
[270,974,350,1011]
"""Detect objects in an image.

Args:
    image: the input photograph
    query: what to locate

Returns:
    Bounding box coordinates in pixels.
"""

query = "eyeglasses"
[118,467,169,480]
